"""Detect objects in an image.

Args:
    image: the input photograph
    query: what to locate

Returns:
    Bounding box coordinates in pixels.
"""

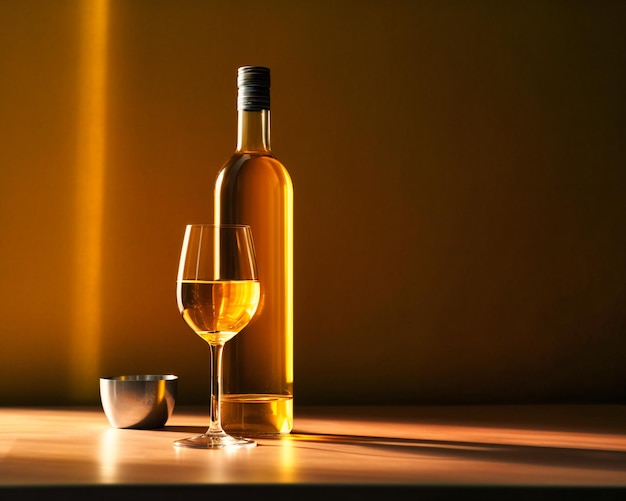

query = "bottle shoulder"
[217,152,293,185]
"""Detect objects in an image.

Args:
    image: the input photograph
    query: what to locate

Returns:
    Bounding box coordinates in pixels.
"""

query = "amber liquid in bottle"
[214,67,293,436]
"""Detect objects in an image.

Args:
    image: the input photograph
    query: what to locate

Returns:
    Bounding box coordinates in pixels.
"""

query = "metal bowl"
[99,374,178,429]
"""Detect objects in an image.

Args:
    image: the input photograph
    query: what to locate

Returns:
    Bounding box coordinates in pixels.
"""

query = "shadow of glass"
[260,432,626,472]
[160,425,207,433]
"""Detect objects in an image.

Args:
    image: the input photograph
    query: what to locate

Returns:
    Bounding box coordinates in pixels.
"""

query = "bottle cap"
[237,66,270,111]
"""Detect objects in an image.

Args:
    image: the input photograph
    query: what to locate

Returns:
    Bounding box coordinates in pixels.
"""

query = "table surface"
[1,404,626,498]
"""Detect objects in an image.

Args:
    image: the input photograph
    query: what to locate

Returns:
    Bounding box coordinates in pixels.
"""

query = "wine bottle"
[214,66,294,436]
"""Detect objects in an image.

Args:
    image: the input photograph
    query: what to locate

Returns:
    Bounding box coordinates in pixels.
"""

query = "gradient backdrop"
[1,0,624,406]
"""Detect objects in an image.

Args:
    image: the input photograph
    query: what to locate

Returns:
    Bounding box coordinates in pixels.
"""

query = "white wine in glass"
[175,224,260,449]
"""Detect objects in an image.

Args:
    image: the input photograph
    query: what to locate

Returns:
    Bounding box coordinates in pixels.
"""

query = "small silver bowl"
[100,374,178,429]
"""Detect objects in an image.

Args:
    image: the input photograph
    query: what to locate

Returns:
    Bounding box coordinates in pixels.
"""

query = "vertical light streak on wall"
[70,0,109,400]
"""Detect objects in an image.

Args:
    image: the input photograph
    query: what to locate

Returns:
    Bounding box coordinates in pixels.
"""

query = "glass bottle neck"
[236,109,271,153]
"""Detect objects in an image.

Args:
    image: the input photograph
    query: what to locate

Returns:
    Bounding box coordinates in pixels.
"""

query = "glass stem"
[207,342,226,436]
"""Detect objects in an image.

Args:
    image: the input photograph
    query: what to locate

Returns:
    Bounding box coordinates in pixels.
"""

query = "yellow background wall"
[1,0,624,406]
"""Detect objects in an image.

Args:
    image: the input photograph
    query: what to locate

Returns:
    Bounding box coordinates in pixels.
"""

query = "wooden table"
[1,405,625,499]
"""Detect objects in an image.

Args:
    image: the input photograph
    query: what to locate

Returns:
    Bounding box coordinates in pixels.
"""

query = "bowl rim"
[100,374,178,382]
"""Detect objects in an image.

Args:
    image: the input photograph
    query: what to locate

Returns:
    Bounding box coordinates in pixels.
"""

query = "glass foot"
[174,432,256,449]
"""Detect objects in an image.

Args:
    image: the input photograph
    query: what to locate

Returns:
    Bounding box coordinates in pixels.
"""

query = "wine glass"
[175,224,260,449]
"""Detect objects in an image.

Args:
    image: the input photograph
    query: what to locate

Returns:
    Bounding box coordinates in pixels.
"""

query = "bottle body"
[214,149,294,435]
